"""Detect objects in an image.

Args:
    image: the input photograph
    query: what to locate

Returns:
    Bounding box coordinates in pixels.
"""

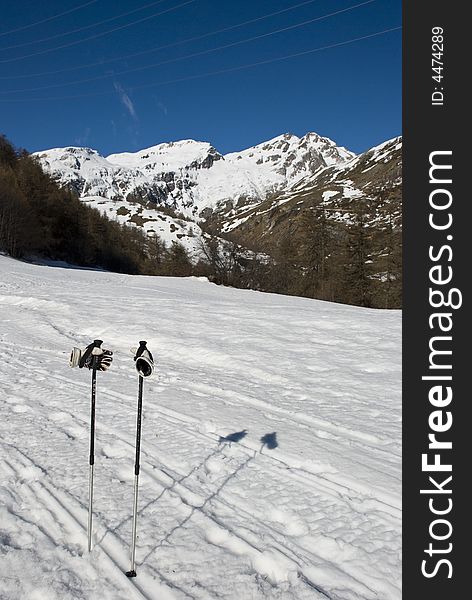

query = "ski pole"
[126,341,154,578]
[87,358,97,552]
[86,340,103,552]
[69,339,113,552]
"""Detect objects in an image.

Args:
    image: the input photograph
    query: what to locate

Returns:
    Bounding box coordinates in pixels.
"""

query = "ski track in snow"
[0,256,401,599]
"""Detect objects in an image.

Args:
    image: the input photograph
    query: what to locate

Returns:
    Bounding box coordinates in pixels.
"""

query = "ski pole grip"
[134,341,147,360]
[134,341,154,378]
[80,339,103,368]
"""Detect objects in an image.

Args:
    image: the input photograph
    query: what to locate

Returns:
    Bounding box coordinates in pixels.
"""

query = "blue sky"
[0,0,401,155]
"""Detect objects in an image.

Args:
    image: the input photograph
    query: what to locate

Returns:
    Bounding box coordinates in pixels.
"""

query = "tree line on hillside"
[194,202,401,309]
[0,135,195,275]
[268,202,402,308]
[1,134,401,308]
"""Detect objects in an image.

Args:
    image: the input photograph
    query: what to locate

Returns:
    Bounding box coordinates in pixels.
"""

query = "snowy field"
[0,255,401,600]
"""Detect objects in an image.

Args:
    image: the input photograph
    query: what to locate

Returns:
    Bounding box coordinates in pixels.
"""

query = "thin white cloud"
[74,126,91,146]
[157,100,168,116]
[114,81,138,121]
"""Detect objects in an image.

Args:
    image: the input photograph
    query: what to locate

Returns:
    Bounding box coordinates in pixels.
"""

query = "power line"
[0,0,323,80]
[0,0,196,64]
[0,26,401,102]
[0,1,99,37]
[0,0,169,51]
[0,0,378,94]
[128,25,402,94]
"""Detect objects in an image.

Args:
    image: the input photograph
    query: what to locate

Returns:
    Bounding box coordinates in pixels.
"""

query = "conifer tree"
[343,204,375,307]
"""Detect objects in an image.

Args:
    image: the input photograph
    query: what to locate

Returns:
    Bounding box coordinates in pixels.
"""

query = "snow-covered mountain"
[33,133,400,264]
[34,132,354,217]
[218,136,402,240]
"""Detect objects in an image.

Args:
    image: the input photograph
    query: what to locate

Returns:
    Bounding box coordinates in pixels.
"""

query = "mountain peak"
[34,131,355,218]
[35,146,103,158]
[106,139,222,170]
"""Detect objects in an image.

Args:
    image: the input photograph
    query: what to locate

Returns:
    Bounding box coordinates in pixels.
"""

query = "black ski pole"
[126,341,154,577]
[75,338,103,552]
[70,338,113,552]
[86,339,103,553]
[88,356,97,552]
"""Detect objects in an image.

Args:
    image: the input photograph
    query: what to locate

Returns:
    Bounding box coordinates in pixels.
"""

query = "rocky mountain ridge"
[34,132,353,211]
[33,133,400,271]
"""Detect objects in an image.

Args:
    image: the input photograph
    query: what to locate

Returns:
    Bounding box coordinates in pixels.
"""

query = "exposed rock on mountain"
[34,133,353,214]
[217,136,402,247]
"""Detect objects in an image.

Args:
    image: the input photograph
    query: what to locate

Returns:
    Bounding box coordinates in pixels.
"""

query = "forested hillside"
[0,135,194,276]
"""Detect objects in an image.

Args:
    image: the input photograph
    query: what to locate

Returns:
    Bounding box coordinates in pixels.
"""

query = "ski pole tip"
[126,570,137,578]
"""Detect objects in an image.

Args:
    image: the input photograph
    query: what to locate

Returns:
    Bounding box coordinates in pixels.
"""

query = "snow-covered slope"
[217,136,402,254]
[0,255,401,599]
[34,133,354,219]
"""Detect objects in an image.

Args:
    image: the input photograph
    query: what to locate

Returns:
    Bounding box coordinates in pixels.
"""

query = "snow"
[322,191,339,202]
[342,186,363,199]
[107,140,217,170]
[0,255,401,599]
[368,137,402,164]
[81,196,205,259]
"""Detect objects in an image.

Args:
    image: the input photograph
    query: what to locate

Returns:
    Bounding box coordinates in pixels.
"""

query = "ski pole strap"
[79,339,103,369]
